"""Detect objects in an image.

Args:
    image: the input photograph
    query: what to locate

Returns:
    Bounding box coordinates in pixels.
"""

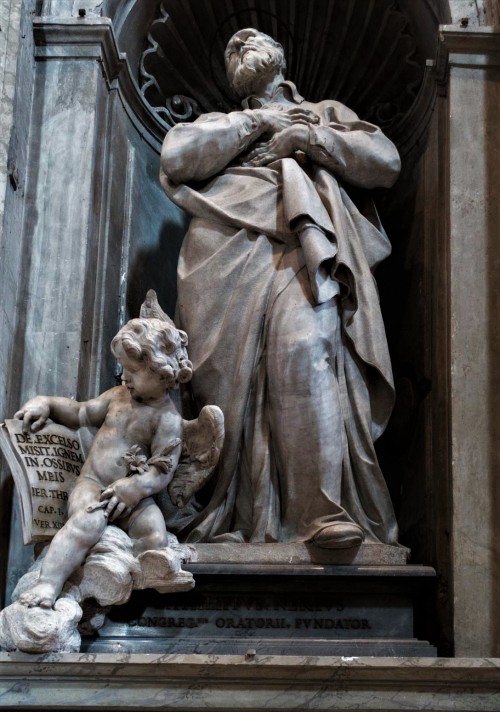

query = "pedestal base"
[82,545,436,657]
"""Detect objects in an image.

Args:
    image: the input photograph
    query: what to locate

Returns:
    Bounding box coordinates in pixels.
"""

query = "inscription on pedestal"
[100,589,412,642]
[131,613,373,632]
[84,567,437,656]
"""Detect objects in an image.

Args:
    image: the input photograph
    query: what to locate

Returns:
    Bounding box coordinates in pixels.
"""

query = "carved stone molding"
[1,653,500,710]
[33,17,164,151]
[440,25,500,65]
[33,17,125,79]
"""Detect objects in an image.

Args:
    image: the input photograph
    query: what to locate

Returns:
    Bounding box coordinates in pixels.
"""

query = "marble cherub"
[14,297,224,609]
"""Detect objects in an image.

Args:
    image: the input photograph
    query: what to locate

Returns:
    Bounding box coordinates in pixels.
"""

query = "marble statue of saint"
[160,28,401,549]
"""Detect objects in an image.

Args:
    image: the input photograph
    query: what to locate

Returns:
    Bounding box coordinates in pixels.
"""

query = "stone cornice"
[33,17,124,79]
[1,654,500,710]
[33,17,164,152]
[440,25,500,66]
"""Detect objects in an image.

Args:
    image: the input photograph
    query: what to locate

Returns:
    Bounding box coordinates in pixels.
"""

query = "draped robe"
[160,83,401,545]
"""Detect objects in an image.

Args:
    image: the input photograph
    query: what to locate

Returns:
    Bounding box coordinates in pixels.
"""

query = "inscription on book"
[0,420,85,543]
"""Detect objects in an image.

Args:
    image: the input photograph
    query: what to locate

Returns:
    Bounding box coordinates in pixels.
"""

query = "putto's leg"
[19,480,106,608]
[127,499,194,592]
[127,498,171,556]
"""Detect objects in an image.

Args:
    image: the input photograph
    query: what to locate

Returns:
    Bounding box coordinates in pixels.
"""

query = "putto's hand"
[99,495,133,522]
[99,477,143,521]
[243,125,309,167]
[98,491,133,521]
[254,107,318,136]
[86,498,130,523]
[14,397,51,434]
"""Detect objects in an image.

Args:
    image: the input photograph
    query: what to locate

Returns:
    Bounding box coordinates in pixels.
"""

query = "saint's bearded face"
[225,29,286,98]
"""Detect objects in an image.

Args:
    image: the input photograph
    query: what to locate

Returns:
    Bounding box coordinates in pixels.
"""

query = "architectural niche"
[138,0,437,165]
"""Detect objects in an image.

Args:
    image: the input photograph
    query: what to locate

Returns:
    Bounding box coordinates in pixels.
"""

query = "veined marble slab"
[0,653,499,710]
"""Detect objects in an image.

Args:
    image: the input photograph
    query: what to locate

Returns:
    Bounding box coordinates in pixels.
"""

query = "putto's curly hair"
[111,318,193,388]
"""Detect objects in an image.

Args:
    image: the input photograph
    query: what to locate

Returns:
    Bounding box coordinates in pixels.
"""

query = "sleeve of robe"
[305,101,401,190]
[161,102,401,192]
[161,110,264,184]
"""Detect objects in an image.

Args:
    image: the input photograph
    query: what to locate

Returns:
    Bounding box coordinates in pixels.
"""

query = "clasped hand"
[254,106,318,135]
[244,106,317,167]
[99,476,144,521]
[243,125,310,167]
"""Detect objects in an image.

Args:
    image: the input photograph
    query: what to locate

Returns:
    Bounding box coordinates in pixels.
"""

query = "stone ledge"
[0,654,499,710]
[440,25,500,66]
[189,542,410,566]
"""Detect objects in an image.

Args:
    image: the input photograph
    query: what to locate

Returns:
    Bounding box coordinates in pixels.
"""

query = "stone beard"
[160,28,401,549]
[226,38,285,98]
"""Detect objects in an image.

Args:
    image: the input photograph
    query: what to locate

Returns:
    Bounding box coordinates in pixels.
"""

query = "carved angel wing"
[140,289,224,507]
[168,405,224,508]
[140,288,176,327]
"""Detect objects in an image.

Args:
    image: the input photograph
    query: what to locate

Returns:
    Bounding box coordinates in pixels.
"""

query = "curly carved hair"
[111,318,193,388]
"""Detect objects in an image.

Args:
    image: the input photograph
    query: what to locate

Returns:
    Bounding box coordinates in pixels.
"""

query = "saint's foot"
[18,581,58,609]
[311,522,364,549]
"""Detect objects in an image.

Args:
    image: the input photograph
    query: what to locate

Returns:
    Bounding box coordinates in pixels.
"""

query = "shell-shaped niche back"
[139,0,425,153]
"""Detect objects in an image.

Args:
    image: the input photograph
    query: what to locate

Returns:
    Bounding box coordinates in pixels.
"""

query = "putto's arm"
[161,111,264,184]
[306,101,401,189]
[143,413,184,493]
[122,413,183,498]
[14,388,118,432]
[99,415,183,519]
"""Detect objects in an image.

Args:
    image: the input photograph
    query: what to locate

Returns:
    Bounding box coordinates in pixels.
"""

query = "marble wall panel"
[484,0,500,23]
[3,57,102,603]
[20,60,99,399]
[0,0,36,608]
[76,82,129,398]
[449,0,500,25]
[443,30,500,657]
[42,0,103,16]
[449,0,487,25]
[392,96,454,654]
[125,142,188,322]
[0,0,22,232]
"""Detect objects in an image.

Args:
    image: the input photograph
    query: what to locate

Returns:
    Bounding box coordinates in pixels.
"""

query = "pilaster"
[1,13,136,602]
[440,25,500,657]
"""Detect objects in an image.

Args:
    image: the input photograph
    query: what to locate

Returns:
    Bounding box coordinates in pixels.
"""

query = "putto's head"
[111,318,193,396]
[225,28,286,99]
